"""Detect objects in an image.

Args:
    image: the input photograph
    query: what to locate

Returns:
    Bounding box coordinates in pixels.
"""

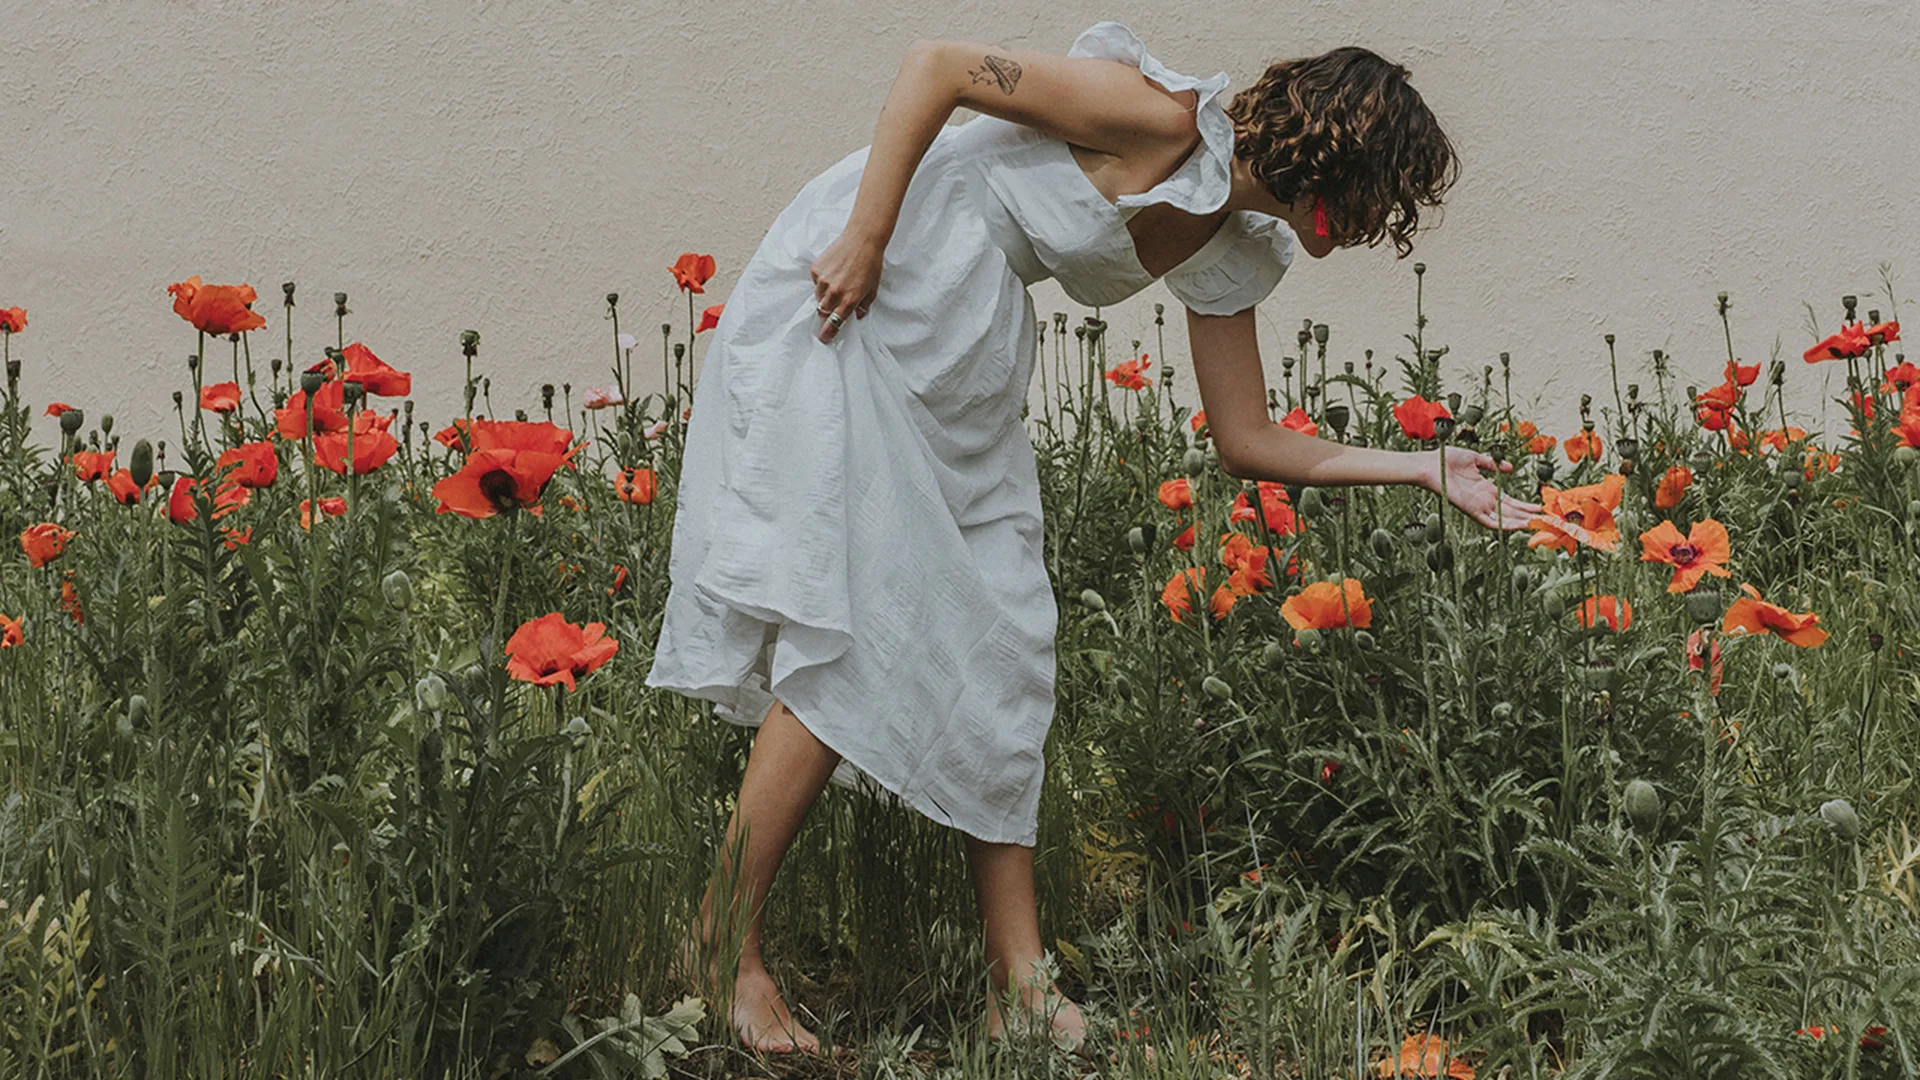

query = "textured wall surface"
[4,0,1915,451]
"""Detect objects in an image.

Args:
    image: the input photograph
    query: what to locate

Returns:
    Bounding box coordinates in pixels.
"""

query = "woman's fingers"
[818,289,861,343]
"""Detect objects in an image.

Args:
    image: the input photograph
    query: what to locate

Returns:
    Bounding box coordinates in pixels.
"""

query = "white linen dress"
[644,21,1295,846]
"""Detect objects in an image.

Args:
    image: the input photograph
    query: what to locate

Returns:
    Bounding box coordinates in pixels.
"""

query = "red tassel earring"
[1312,194,1331,238]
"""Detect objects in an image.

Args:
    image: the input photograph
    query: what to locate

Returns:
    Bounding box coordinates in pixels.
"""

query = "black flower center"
[480,469,521,512]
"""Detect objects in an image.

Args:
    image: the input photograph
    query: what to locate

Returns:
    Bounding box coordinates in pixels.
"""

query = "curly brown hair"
[1224,46,1458,257]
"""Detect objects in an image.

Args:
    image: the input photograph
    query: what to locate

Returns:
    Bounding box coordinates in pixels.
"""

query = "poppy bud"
[1422,513,1444,544]
[1783,471,1803,491]
[1261,640,1286,669]
[1312,323,1329,344]
[1202,675,1232,700]
[415,673,451,712]
[1324,403,1350,433]
[1626,382,1639,401]
[563,715,592,749]
[1127,526,1149,553]
[1511,566,1533,593]
[129,440,154,488]
[541,384,555,409]
[1909,500,1920,521]
[1369,528,1395,559]
[1770,662,1794,681]
[100,414,113,436]
[1183,448,1206,476]
[1818,798,1860,840]
[1425,544,1454,572]
[1894,446,1917,468]
[59,408,84,435]
[1624,779,1661,832]
[127,694,149,728]
[1299,487,1327,516]
[1354,630,1377,651]
[301,370,325,395]
[1685,588,1722,625]
[172,391,184,410]
[382,570,413,611]
[1079,588,1107,612]
[1717,291,1730,312]
[1294,627,1323,651]
[1490,701,1514,720]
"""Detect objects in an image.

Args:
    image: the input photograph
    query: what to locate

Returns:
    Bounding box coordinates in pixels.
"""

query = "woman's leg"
[964,837,1087,1050]
[682,698,841,1052]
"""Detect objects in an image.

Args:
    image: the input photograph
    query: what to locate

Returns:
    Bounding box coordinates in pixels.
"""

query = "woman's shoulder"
[1161,211,1296,317]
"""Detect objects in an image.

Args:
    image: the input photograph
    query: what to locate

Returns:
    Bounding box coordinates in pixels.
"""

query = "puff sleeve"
[1161,211,1296,316]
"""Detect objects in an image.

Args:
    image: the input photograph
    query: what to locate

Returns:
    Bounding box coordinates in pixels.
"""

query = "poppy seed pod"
[1312,323,1329,344]
[1079,588,1107,612]
[1617,437,1638,460]
[171,391,184,409]
[382,570,413,611]
[342,381,365,407]
[1261,640,1286,669]
[1202,675,1232,700]
[1842,294,1858,319]
[1685,588,1723,625]
[1183,448,1206,476]
[1294,627,1323,651]
[282,281,296,304]
[59,408,84,436]
[1818,798,1860,840]
[1401,519,1427,544]
[1425,544,1454,572]
[1624,779,1661,832]
[1325,403,1350,434]
[1457,403,1485,427]
[300,370,325,395]
[1783,471,1803,491]
[1770,662,1794,681]
[1499,351,1511,369]
[415,673,451,712]
[1414,262,1426,276]
[129,440,155,488]
[1535,459,1556,484]
[1431,416,1455,441]
[1369,528,1396,559]
[1299,487,1327,516]
[460,329,480,354]
[1690,448,1714,472]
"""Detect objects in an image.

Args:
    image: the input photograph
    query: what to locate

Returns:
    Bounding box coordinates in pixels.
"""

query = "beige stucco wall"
[5,0,1915,453]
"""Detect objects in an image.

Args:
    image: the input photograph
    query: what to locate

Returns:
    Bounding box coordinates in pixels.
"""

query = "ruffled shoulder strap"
[1066,21,1236,216]
[1161,211,1296,316]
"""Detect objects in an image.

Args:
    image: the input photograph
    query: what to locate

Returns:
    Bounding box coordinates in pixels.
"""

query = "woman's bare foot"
[984,977,1087,1054]
[671,930,821,1054]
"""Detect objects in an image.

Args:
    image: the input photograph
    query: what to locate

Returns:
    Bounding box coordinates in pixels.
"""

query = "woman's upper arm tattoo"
[967,55,1022,95]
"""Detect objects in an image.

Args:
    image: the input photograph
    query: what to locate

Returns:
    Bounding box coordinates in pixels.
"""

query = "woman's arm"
[1187,307,1542,529]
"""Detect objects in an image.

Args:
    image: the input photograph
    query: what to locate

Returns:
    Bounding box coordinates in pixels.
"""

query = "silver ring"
[825,311,845,328]
[816,305,831,317]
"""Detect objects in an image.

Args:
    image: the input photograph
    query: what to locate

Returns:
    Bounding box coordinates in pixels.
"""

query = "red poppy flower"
[275,380,349,439]
[431,422,582,519]
[199,381,242,413]
[1157,478,1193,511]
[614,466,656,504]
[106,469,149,506]
[1694,380,1740,431]
[211,481,251,519]
[1803,449,1842,479]
[609,564,630,595]
[1190,408,1208,433]
[503,612,620,690]
[21,523,75,569]
[1564,430,1603,463]
[1897,407,1920,450]
[1803,322,1871,363]
[1724,358,1760,387]
[1280,406,1319,437]
[0,613,21,647]
[1722,583,1827,647]
[1638,519,1732,593]
[697,303,725,334]
[1575,595,1633,631]
[1863,320,1899,347]
[299,496,348,529]
[582,387,624,410]
[1161,566,1206,623]
[1245,481,1300,535]
[668,253,717,293]
[340,342,411,397]
[1104,356,1151,391]
[216,441,279,489]
[220,526,252,550]
[1172,522,1195,551]
[434,418,474,449]
[314,425,400,475]
[0,307,25,334]
[1224,543,1274,596]
[59,573,83,625]
[1281,578,1372,630]
[1380,1034,1475,1080]
[167,476,197,523]
[1529,473,1625,554]
[72,450,114,483]
[1654,465,1693,510]
[1883,360,1920,395]
[1392,395,1451,441]
[1208,583,1238,620]
[44,402,73,417]
[166,276,267,335]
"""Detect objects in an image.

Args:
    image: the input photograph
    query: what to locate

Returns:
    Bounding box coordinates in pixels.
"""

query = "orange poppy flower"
[668,253,717,293]
[1375,1033,1474,1079]
[1803,322,1871,363]
[1208,583,1238,619]
[340,342,412,397]
[1281,406,1319,437]
[1392,395,1450,441]
[609,564,630,595]
[696,303,725,334]
[1863,320,1900,347]
[166,276,267,335]
[106,469,150,506]
[1190,408,1208,433]
[1564,429,1602,462]
[1638,518,1732,592]
[1282,578,1372,630]
[1157,478,1193,511]
[211,480,251,519]
[44,402,73,417]
[1694,380,1739,431]
[275,380,349,439]
[1226,545,1274,596]
[1528,473,1625,553]
[0,307,25,334]
[503,612,620,690]
[199,381,242,413]
[1161,566,1206,623]
[1104,356,1150,391]
[614,466,656,505]
[59,574,82,625]
[1724,358,1760,387]
[20,523,75,569]
[315,428,400,475]
[216,441,279,488]
[1654,464,1692,509]
[73,450,114,483]
[0,613,21,647]
[220,526,252,550]
[1759,426,1807,453]
[431,422,581,519]
[1575,595,1633,631]
[167,476,197,523]
[299,496,348,529]
[1722,583,1827,647]
[1897,407,1920,450]
[434,418,474,449]
[1172,522,1195,551]
[1803,449,1842,479]
[1883,360,1920,395]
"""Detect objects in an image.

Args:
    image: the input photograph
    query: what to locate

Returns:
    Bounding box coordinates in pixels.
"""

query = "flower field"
[1,259,1918,1079]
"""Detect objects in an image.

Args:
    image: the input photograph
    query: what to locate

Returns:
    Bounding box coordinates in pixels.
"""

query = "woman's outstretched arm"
[1187,306,1543,530]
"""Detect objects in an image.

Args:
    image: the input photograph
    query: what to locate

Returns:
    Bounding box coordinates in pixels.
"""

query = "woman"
[646,20,1539,1054]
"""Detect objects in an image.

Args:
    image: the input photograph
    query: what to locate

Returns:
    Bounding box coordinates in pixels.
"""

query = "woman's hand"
[810,229,885,343]
[1423,446,1542,530]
